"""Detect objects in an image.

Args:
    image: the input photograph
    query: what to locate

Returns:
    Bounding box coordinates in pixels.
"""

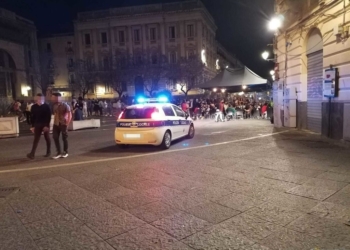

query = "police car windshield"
[124,107,157,119]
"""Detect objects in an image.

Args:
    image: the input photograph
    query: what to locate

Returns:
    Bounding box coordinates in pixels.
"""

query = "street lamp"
[213,88,217,92]
[262,51,269,60]
[270,70,275,76]
[221,88,226,93]
[242,85,247,90]
[268,16,283,31]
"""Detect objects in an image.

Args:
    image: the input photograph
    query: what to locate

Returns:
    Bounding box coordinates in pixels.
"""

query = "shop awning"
[198,67,268,91]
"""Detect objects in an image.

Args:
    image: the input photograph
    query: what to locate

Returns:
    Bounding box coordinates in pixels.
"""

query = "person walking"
[26,101,33,125]
[52,93,72,159]
[27,93,51,159]
[82,99,88,118]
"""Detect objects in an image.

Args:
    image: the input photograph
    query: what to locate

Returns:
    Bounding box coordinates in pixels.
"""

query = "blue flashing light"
[158,96,168,103]
[137,97,146,103]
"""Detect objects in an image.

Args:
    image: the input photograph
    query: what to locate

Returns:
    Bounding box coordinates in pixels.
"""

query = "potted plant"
[0,98,19,138]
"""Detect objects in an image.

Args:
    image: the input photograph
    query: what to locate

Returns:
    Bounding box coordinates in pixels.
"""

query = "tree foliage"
[73,59,98,98]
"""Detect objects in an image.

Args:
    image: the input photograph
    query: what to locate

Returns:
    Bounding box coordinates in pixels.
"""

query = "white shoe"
[61,153,69,158]
[52,154,62,160]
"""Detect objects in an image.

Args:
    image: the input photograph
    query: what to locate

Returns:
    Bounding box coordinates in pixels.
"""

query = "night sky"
[0,0,275,78]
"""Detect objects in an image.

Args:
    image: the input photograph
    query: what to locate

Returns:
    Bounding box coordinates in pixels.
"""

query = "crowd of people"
[177,97,273,122]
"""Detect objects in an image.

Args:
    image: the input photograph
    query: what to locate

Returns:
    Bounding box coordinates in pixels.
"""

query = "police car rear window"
[124,107,157,119]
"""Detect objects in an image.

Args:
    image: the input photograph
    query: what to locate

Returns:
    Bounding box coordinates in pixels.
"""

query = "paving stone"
[8,194,69,224]
[316,171,350,183]
[75,177,120,193]
[143,186,183,199]
[286,185,338,201]
[261,171,309,184]
[266,192,319,212]
[182,226,256,250]
[325,189,350,207]
[159,176,204,192]
[185,201,240,224]
[5,182,44,201]
[215,193,264,212]
[245,202,304,226]
[25,211,84,240]
[288,214,350,249]
[287,167,325,178]
[152,212,211,240]
[94,185,136,199]
[59,171,99,186]
[0,201,22,229]
[0,224,38,250]
[308,201,350,225]
[302,178,348,191]
[218,213,283,242]
[71,201,145,239]
[129,201,181,223]
[253,178,298,192]
[259,227,321,250]
[108,193,159,211]
[107,224,192,250]
[160,192,208,211]
[34,225,106,250]
[185,186,232,201]
[117,179,163,191]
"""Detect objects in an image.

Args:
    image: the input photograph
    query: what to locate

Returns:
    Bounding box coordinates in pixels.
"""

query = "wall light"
[221,89,226,93]
[213,88,217,92]
[242,85,247,90]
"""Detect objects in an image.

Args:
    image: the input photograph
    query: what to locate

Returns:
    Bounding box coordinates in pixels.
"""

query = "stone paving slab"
[1,127,350,249]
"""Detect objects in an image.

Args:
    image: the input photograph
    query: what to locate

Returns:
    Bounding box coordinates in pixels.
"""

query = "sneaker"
[27,153,34,160]
[52,154,62,160]
[61,152,69,158]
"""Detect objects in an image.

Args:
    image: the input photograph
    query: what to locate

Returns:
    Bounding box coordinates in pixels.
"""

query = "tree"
[142,54,168,97]
[73,59,98,99]
[167,56,205,96]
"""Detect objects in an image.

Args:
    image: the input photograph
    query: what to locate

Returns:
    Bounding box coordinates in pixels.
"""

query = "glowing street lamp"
[213,88,217,92]
[221,89,226,93]
[270,70,275,76]
[242,85,247,90]
[262,51,269,60]
[268,16,283,31]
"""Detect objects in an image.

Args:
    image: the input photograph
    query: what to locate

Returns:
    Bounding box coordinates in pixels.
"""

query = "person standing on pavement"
[52,93,72,159]
[27,93,51,159]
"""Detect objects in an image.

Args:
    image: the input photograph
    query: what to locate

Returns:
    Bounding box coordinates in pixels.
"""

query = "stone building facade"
[0,8,40,100]
[274,0,350,141]
[39,0,241,98]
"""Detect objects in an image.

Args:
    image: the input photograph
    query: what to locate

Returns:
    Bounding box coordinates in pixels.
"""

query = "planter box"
[0,117,19,138]
[68,119,101,131]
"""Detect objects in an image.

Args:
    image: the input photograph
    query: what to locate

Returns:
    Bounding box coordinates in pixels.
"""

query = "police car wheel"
[161,131,172,149]
[187,124,195,139]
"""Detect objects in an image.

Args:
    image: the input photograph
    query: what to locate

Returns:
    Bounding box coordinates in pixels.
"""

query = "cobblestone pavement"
[0,119,350,249]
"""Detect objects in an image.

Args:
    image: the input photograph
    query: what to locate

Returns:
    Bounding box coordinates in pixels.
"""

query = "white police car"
[115,97,195,149]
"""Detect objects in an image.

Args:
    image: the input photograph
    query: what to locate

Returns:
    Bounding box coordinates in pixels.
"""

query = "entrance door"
[307,50,323,133]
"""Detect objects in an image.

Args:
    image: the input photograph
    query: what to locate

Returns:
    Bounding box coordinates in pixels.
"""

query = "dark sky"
[0,0,275,78]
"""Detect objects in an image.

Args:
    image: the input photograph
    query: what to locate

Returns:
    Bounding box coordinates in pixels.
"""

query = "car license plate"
[124,134,141,139]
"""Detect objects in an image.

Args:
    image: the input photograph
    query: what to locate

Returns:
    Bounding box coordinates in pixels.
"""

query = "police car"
[115,97,195,149]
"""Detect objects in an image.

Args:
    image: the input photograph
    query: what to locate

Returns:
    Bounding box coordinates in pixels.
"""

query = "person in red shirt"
[261,103,268,119]
[181,100,189,113]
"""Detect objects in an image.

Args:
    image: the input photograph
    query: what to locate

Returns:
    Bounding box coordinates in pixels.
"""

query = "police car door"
[172,105,187,137]
[162,105,180,138]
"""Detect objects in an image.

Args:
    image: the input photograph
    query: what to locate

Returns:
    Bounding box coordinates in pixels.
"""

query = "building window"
[169,26,176,40]
[187,24,194,37]
[84,34,91,45]
[28,50,32,67]
[169,52,176,63]
[118,31,125,43]
[134,29,141,43]
[187,50,195,59]
[150,27,156,42]
[69,74,75,84]
[101,32,107,44]
[68,58,74,67]
[47,43,51,52]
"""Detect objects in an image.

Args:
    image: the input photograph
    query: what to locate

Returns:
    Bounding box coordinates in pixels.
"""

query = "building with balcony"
[0,8,40,100]
[274,0,350,141]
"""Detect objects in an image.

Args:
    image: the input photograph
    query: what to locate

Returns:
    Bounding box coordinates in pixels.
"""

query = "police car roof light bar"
[136,96,168,104]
